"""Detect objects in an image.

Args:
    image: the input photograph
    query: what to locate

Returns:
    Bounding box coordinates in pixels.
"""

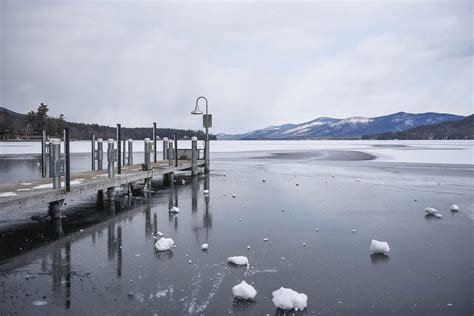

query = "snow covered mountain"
[217,112,465,140]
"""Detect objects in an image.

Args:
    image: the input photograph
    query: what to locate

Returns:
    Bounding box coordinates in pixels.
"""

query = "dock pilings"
[91,134,96,171]
[107,139,115,179]
[162,137,168,160]
[144,138,152,190]
[191,136,198,176]
[127,139,133,166]
[153,122,157,163]
[97,139,103,170]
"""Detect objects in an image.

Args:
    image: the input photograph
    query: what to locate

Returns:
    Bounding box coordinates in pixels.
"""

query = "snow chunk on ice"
[424,207,438,215]
[272,287,307,311]
[232,194,237,198]
[203,189,210,195]
[201,243,209,250]
[0,192,17,197]
[155,238,174,251]
[370,239,390,254]
[435,213,443,219]
[227,256,249,266]
[157,231,164,237]
[169,206,180,213]
[450,204,459,211]
[32,300,48,306]
[232,281,257,300]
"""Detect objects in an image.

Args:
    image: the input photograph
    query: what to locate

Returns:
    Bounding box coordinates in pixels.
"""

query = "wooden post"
[153,122,157,163]
[168,140,173,166]
[48,141,54,178]
[174,133,178,167]
[144,138,151,171]
[205,138,210,173]
[41,130,47,177]
[50,138,61,189]
[191,136,197,175]
[107,139,115,178]
[162,137,168,160]
[65,128,71,192]
[97,138,103,170]
[91,134,96,171]
[122,139,126,167]
[117,124,121,174]
[48,201,62,219]
[107,187,115,201]
[128,139,133,166]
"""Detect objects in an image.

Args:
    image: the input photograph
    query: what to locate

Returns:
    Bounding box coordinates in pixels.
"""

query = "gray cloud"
[1,0,472,134]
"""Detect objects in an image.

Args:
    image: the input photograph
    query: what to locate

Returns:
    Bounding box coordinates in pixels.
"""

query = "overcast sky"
[1,1,472,134]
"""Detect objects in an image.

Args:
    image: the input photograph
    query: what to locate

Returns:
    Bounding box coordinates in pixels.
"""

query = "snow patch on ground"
[155,238,174,251]
[169,206,180,213]
[272,287,308,311]
[232,281,257,300]
[370,239,390,254]
[227,256,249,266]
[424,207,439,215]
[450,204,459,211]
[32,180,82,190]
[0,192,18,197]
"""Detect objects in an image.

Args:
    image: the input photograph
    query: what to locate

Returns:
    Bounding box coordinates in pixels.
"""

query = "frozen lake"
[1,139,473,164]
[0,140,472,315]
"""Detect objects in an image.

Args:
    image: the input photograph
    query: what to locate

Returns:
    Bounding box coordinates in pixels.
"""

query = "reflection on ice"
[370,253,391,265]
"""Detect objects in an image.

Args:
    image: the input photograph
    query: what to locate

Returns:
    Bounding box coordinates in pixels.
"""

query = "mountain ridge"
[217,112,466,140]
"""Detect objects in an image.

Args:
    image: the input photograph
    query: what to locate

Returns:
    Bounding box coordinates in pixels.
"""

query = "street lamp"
[191,96,211,173]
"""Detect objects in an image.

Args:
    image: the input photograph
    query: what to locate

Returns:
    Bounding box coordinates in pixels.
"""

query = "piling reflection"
[51,241,72,309]
[107,223,123,277]
[145,202,152,237]
[168,182,179,232]
[47,217,63,239]
[370,253,390,265]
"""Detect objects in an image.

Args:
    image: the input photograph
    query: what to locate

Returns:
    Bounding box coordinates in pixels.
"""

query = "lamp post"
[191,96,211,173]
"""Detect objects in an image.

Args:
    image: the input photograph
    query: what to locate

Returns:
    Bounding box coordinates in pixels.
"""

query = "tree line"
[0,104,215,141]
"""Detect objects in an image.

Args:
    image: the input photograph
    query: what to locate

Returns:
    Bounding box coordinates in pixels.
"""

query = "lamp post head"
[191,106,203,115]
[191,96,208,115]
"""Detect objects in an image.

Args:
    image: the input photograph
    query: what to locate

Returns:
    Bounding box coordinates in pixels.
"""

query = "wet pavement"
[0,150,473,315]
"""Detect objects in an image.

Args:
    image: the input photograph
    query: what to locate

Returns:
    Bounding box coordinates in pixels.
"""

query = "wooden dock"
[0,160,205,214]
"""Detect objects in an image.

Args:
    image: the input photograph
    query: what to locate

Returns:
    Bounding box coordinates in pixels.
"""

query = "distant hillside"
[218,112,465,140]
[0,106,215,141]
[362,115,474,140]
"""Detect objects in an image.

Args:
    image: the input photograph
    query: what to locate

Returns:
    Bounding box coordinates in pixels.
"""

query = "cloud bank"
[1,1,472,133]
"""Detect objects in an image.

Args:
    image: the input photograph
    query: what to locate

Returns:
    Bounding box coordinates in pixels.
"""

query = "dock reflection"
[0,172,213,311]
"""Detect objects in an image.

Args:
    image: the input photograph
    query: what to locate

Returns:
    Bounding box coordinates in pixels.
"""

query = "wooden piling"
[117,124,122,175]
[127,139,133,166]
[65,128,71,192]
[191,136,198,175]
[153,122,157,163]
[97,138,103,170]
[91,134,96,171]
[107,139,115,178]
